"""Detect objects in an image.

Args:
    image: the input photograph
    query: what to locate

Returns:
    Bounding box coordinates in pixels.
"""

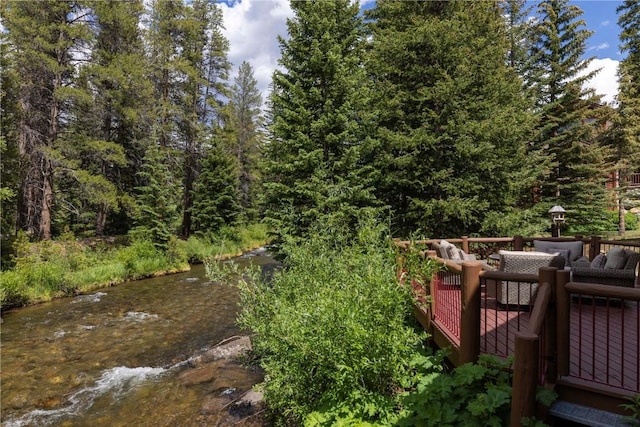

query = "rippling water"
[1,249,276,426]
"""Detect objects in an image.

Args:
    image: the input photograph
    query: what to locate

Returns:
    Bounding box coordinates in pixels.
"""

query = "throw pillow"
[604,247,627,269]
[431,241,446,259]
[549,248,570,266]
[446,245,462,261]
[590,253,607,269]
[440,240,461,261]
[624,251,640,271]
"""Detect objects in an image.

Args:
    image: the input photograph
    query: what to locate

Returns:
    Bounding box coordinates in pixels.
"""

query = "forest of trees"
[1,0,639,251]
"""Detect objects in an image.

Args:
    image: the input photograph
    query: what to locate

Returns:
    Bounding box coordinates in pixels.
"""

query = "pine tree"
[614,0,640,233]
[0,30,19,237]
[146,0,184,150]
[367,1,536,237]
[229,61,263,221]
[177,0,230,237]
[529,0,610,232]
[264,0,380,245]
[2,1,91,239]
[60,0,152,236]
[134,143,181,250]
[191,141,241,235]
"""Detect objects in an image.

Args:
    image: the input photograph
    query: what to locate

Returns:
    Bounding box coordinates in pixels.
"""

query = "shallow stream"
[1,249,276,426]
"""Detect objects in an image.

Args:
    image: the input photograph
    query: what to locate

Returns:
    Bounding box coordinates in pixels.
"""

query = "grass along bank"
[0,223,269,310]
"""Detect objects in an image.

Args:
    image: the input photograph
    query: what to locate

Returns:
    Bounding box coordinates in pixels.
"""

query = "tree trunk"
[39,159,53,240]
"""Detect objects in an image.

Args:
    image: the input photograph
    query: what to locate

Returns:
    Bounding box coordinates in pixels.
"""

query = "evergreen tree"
[614,0,640,233]
[367,1,536,237]
[146,0,184,150]
[229,61,263,221]
[0,31,19,237]
[60,0,152,236]
[134,143,181,250]
[2,1,91,239]
[529,0,610,232]
[191,141,241,235]
[177,0,231,237]
[264,0,380,246]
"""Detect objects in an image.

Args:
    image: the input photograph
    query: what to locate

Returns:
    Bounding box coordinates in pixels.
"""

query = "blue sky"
[219,0,624,106]
[572,0,623,61]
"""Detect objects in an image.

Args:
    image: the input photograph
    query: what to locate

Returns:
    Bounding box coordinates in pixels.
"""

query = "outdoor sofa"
[571,247,640,288]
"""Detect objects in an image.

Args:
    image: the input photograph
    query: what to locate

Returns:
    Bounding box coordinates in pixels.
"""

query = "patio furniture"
[496,250,561,306]
[431,240,495,270]
[572,247,640,288]
[533,239,589,269]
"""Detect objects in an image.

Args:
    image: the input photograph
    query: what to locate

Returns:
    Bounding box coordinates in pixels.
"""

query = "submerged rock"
[194,336,252,365]
[179,335,268,425]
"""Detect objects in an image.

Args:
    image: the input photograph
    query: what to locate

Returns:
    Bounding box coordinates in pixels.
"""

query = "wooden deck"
[431,284,640,394]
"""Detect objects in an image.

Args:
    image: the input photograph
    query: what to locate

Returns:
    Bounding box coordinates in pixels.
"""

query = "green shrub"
[214,221,428,426]
[114,239,171,278]
[398,354,556,427]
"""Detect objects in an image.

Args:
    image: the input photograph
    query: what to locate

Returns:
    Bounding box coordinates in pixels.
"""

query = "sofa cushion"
[431,241,448,259]
[590,253,607,269]
[533,240,584,262]
[604,247,627,269]
[624,251,640,271]
[440,240,461,261]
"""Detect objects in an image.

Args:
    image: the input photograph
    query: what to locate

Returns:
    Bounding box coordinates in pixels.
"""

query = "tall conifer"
[2,1,91,239]
[229,61,263,221]
[529,0,609,231]
[264,0,379,245]
[61,0,151,236]
[367,1,536,236]
[614,0,640,233]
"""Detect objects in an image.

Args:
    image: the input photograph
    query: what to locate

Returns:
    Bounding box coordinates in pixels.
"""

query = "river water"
[1,249,277,427]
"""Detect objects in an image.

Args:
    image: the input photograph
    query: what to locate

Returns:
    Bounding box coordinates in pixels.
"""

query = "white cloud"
[220,0,293,107]
[579,57,620,106]
[589,42,610,51]
[600,19,610,27]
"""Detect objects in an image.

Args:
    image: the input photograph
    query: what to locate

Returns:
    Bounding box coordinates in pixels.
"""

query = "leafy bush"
[216,222,429,426]
[606,210,639,231]
[398,354,556,427]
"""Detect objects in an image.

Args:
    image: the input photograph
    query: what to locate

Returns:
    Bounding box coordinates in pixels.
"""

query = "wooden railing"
[556,271,640,409]
[396,238,640,425]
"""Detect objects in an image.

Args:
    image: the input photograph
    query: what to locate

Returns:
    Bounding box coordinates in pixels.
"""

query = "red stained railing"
[569,295,640,392]
[479,274,537,359]
[433,269,462,342]
[559,282,640,394]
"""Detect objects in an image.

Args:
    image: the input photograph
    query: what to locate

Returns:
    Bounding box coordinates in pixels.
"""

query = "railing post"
[459,261,481,364]
[589,236,601,261]
[461,236,469,254]
[556,270,571,378]
[511,332,539,427]
[539,267,557,382]
[514,235,524,251]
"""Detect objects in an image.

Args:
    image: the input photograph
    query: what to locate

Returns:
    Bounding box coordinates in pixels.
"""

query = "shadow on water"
[1,248,279,427]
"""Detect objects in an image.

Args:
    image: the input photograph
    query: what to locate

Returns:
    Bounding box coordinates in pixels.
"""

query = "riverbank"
[0,223,270,311]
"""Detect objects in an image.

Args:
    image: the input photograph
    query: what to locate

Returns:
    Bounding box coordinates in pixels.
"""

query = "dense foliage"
[367,1,538,237]
[614,0,640,233]
[263,0,380,248]
[1,0,638,247]
[214,221,430,426]
[528,0,610,231]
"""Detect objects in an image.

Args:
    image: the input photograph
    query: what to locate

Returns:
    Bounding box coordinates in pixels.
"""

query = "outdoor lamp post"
[549,205,566,238]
